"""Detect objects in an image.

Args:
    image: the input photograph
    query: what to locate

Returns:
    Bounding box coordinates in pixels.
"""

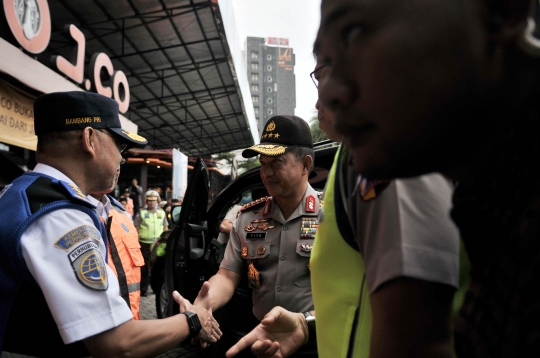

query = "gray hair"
[291,147,315,174]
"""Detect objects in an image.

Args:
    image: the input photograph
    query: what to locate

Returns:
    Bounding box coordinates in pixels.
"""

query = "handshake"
[174,281,311,358]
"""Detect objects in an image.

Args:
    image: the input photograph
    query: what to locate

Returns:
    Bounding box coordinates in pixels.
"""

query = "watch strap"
[183,311,202,338]
[303,311,316,343]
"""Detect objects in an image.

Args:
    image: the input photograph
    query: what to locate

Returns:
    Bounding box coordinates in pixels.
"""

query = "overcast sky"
[230,0,322,124]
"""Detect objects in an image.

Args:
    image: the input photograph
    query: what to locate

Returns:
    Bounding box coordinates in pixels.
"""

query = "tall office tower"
[245,36,296,136]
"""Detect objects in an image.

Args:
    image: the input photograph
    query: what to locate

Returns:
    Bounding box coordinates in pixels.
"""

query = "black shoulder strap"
[106,215,131,310]
[25,176,72,214]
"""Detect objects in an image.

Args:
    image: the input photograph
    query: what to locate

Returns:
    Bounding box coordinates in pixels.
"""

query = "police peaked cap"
[242,115,313,158]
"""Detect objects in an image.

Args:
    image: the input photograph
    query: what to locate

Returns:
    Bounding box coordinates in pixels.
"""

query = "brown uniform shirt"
[221,184,321,321]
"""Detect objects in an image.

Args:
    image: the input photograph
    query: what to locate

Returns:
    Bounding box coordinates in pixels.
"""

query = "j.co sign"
[2,0,130,113]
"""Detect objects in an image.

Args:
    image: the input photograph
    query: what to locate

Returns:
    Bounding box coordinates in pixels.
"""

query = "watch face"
[15,0,42,40]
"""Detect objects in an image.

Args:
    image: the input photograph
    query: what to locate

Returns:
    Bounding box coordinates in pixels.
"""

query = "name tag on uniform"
[246,233,267,240]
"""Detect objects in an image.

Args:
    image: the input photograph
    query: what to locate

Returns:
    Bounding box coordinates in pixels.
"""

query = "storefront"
[0,0,138,187]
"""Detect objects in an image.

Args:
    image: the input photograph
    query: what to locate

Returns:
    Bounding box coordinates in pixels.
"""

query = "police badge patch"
[69,242,108,290]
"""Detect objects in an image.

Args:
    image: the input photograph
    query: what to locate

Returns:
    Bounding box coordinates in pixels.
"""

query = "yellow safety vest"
[311,145,372,358]
[138,209,166,244]
[107,205,144,320]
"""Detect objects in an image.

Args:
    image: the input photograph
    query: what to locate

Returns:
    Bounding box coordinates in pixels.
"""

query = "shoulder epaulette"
[239,196,269,213]
[359,179,391,202]
[58,180,96,207]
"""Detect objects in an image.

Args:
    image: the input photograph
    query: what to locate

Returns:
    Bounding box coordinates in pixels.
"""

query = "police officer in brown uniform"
[194,115,319,357]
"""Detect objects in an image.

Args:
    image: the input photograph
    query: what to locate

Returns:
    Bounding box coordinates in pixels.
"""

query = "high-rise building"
[245,36,296,135]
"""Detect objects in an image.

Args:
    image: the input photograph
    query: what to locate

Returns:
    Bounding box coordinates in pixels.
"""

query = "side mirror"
[171,205,182,224]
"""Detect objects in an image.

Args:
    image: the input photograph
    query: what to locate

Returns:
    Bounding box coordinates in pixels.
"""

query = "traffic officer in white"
[0,91,221,357]
[193,115,320,357]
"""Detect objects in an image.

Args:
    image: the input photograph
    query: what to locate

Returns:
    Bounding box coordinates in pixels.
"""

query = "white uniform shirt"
[345,172,460,293]
[20,164,132,344]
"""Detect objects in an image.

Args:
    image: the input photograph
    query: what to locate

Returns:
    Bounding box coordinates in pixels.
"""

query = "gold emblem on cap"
[266,120,276,132]
[122,130,146,142]
[247,144,286,156]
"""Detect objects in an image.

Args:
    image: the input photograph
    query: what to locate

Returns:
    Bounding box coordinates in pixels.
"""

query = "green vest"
[311,145,372,358]
[138,209,166,244]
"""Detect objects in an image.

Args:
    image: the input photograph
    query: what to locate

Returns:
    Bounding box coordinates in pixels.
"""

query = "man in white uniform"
[0,91,221,357]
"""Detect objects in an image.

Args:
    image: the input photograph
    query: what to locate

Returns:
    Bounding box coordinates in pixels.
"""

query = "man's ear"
[81,127,99,159]
[486,0,532,45]
[303,155,313,175]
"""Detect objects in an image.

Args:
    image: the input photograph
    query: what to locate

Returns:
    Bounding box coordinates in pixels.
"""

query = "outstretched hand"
[191,281,215,348]
[172,290,222,343]
[225,306,308,358]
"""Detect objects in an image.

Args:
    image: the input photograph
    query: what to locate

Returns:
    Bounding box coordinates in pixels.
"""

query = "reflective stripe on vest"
[138,209,166,243]
[107,206,144,320]
[128,282,140,293]
[311,145,372,358]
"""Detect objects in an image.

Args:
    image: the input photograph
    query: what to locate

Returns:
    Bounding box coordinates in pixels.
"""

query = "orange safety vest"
[105,203,145,320]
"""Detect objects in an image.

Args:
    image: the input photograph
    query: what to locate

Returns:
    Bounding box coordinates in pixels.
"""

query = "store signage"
[2,0,130,113]
[0,79,37,150]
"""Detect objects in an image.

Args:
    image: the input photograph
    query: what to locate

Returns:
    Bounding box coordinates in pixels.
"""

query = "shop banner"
[0,79,37,150]
[172,148,188,200]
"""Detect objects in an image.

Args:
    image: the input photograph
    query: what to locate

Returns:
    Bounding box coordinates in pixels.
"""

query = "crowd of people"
[2,0,540,357]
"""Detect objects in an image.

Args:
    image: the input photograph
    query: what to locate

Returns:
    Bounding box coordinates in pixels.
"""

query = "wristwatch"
[303,311,316,342]
[183,311,202,338]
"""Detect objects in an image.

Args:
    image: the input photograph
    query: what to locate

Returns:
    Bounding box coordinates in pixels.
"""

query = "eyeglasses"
[309,63,328,89]
[97,129,128,154]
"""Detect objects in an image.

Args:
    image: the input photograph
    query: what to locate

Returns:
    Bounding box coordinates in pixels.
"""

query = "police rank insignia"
[69,241,108,291]
[300,217,319,239]
[240,196,269,213]
[305,195,316,213]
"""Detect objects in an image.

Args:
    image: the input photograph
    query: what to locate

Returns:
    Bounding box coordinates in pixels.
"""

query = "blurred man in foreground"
[317,0,540,356]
